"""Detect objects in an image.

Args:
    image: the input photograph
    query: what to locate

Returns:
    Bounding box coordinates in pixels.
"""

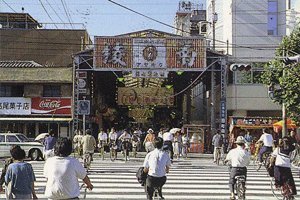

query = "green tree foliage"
[261,27,300,121]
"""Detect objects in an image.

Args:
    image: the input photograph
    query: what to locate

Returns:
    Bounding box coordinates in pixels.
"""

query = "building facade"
[0,12,92,138]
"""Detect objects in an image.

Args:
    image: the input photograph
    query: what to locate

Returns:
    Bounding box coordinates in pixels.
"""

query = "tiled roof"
[0,61,44,68]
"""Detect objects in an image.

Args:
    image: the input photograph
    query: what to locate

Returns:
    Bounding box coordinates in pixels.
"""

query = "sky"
[0,0,206,39]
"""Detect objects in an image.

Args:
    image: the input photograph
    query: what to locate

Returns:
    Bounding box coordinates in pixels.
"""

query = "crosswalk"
[1,153,300,200]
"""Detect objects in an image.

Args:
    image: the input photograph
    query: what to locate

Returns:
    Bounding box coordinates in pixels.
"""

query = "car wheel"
[30,149,41,161]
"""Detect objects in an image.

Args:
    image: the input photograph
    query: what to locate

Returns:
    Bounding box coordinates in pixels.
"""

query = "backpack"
[136,167,148,186]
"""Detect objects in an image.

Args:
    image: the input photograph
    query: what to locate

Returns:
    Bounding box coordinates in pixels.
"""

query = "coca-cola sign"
[32,98,71,115]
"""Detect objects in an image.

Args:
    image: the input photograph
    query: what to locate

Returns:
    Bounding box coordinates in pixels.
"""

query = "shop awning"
[233,125,273,129]
[0,117,72,122]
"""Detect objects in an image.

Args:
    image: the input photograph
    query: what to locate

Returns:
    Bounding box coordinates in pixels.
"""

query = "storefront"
[0,97,72,138]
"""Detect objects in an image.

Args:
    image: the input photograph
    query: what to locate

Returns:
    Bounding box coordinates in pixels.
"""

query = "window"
[268,1,278,36]
[6,135,20,142]
[0,84,24,97]
[43,85,61,97]
[0,135,4,142]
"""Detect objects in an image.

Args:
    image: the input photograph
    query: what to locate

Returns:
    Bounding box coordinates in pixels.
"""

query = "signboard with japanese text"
[31,98,71,115]
[0,98,31,115]
[117,87,174,106]
[94,36,206,71]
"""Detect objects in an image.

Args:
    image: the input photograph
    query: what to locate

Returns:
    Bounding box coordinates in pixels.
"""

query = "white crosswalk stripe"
[1,153,300,200]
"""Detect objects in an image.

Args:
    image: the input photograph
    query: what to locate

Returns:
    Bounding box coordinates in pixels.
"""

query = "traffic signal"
[230,64,251,72]
[282,55,300,65]
[268,85,275,98]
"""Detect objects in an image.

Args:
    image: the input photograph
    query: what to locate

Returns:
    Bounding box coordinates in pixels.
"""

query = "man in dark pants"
[163,130,174,162]
[143,137,171,200]
[225,136,250,200]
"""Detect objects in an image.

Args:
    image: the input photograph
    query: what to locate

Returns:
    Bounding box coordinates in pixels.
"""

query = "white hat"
[148,128,154,133]
[234,136,245,144]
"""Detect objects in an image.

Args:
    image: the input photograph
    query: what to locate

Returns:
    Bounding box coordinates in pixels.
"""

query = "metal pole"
[83,114,86,135]
[211,62,216,136]
[282,49,287,137]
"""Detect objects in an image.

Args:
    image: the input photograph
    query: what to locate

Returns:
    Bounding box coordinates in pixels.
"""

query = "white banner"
[0,98,31,115]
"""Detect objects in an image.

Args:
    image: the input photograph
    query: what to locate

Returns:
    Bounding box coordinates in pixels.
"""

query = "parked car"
[0,133,44,161]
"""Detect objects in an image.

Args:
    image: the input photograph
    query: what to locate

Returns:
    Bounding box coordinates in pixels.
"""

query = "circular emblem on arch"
[143,45,158,61]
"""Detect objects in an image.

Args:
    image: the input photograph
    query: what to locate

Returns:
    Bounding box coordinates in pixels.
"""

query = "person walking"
[73,130,83,157]
[81,129,97,161]
[44,138,93,199]
[5,145,37,199]
[212,130,224,163]
[143,129,155,153]
[224,136,250,200]
[143,137,171,200]
[173,131,182,159]
[181,133,189,158]
[163,130,174,162]
[44,129,57,160]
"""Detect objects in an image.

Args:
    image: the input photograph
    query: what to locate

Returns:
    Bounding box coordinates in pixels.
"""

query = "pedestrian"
[143,128,155,153]
[181,133,189,158]
[224,136,250,200]
[119,130,132,160]
[143,137,171,200]
[0,145,18,193]
[212,130,224,163]
[163,129,174,162]
[173,131,182,159]
[5,145,37,199]
[44,129,57,160]
[44,137,93,199]
[73,130,83,157]
[81,129,97,161]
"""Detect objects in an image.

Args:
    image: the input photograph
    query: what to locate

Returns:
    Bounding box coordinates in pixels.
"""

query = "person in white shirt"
[109,127,118,160]
[98,128,108,160]
[43,138,93,199]
[271,136,297,196]
[119,130,132,160]
[258,128,274,163]
[225,136,250,200]
[163,130,174,161]
[143,137,171,200]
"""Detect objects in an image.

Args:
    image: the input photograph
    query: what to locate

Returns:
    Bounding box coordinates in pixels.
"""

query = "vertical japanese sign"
[0,98,31,115]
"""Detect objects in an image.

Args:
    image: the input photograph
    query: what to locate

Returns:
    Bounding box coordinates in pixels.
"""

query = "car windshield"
[16,134,30,142]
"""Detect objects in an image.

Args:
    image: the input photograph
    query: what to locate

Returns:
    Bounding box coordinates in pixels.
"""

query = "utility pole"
[282,49,287,137]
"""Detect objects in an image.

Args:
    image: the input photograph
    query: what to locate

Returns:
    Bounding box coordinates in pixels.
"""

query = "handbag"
[5,182,12,199]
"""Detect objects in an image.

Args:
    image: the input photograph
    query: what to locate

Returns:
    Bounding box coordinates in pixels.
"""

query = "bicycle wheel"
[253,156,261,171]
[270,178,283,200]
[236,178,246,200]
[263,152,271,169]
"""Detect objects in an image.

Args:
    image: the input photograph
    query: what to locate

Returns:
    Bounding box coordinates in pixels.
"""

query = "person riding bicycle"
[81,129,97,162]
[144,128,155,153]
[119,130,132,161]
[257,128,273,165]
[212,130,224,163]
[270,136,297,197]
[109,127,118,160]
[143,137,171,200]
[98,128,108,160]
[224,136,250,200]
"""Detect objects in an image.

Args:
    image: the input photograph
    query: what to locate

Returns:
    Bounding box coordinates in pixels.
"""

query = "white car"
[0,133,44,161]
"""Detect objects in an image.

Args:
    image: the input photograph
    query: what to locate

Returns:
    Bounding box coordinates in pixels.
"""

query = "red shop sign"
[31,98,71,115]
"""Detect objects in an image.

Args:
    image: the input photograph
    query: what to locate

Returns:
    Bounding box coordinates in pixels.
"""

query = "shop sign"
[229,116,279,126]
[0,97,31,115]
[31,98,71,115]
[117,88,174,106]
[94,37,206,70]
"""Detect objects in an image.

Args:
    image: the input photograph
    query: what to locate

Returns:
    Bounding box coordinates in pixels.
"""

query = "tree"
[261,26,300,122]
